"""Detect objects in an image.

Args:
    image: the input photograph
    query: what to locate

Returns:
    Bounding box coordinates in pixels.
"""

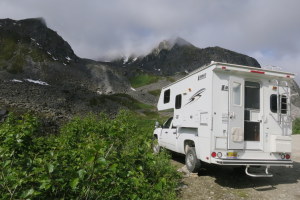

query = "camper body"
[153,62,294,177]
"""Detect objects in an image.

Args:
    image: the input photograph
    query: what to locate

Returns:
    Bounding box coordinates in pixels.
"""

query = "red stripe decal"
[250,70,265,74]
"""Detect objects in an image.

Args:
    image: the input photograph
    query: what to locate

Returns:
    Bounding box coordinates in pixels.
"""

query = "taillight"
[281,154,286,159]
[217,152,222,158]
[211,152,216,158]
[286,154,291,159]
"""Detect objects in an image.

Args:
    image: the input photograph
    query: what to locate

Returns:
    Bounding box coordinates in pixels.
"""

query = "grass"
[148,89,161,97]
[88,93,165,121]
[89,93,154,111]
[129,74,160,88]
[166,76,176,82]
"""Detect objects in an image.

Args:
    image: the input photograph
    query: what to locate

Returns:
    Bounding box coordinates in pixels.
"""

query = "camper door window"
[233,82,242,106]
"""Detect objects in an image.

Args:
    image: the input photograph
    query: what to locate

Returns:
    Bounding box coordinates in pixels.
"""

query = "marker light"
[250,70,265,74]
[211,152,217,158]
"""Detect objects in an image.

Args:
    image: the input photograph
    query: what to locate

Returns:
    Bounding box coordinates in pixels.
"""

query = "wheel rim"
[186,152,194,167]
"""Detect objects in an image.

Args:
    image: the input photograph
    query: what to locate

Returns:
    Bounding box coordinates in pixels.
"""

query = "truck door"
[228,76,245,149]
[160,117,177,151]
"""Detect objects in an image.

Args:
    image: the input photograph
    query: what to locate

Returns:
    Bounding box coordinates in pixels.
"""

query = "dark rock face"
[0,108,8,122]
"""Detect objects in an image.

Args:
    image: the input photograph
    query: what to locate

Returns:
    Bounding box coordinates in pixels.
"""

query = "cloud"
[0,0,300,82]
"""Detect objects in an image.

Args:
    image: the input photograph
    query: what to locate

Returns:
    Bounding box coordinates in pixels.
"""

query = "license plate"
[227,152,237,158]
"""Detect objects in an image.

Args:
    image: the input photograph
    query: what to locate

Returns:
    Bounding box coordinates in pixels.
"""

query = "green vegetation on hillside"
[148,89,161,97]
[0,111,180,199]
[129,73,160,88]
[89,93,154,110]
[0,32,49,74]
[293,118,300,134]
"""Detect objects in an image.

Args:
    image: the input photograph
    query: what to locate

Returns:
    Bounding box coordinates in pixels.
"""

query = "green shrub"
[293,118,300,134]
[0,111,180,199]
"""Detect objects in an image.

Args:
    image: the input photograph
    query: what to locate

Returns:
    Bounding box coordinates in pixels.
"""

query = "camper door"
[228,76,245,149]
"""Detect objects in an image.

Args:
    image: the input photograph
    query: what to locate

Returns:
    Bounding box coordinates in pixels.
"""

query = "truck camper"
[153,61,295,177]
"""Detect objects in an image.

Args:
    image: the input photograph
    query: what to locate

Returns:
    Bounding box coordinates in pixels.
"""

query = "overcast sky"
[1,0,300,83]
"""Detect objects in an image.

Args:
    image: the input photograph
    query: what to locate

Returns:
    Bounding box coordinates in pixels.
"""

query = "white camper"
[153,62,294,177]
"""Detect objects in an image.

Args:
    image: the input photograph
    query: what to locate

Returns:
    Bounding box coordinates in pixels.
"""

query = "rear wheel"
[152,136,160,154]
[185,147,201,173]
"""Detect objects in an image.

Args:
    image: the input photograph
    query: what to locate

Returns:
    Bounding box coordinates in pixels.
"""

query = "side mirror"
[155,121,160,128]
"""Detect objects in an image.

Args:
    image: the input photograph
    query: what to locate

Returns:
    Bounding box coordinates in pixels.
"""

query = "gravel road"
[173,135,300,200]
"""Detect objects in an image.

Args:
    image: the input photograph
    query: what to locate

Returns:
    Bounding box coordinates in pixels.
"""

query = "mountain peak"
[153,37,194,55]
[172,37,193,47]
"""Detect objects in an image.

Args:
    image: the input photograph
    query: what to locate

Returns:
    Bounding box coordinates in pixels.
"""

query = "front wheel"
[185,147,201,173]
[152,137,160,154]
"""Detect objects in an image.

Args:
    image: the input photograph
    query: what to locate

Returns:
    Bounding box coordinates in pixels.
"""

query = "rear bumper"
[215,159,293,167]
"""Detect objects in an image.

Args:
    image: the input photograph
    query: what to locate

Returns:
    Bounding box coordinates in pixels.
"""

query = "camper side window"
[175,94,182,109]
[164,89,170,104]
[270,94,287,114]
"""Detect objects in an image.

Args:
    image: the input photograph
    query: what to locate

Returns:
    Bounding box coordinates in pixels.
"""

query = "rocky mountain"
[0,18,132,128]
[0,18,129,93]
[113,37,260,76]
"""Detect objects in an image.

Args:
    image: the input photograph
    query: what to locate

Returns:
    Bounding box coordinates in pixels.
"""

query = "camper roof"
[162,61,295,89]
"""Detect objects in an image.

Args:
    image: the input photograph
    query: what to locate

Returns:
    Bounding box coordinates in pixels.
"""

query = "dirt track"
[173,135,300,200]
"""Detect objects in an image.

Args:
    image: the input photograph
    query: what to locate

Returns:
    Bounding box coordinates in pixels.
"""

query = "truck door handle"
[165,131,168,133]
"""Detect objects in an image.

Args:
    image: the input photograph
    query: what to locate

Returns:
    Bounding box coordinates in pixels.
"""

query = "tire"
[152,137,160,154]
[185,147,201,173]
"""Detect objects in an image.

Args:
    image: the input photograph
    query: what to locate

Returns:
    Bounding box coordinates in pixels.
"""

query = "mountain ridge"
[112,37,261,76]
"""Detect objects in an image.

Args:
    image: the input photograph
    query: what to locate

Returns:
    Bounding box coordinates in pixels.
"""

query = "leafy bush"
[0,111,180,199]
[293,118,300,134]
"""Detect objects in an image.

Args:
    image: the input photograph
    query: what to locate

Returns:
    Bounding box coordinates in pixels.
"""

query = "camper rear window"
[164,89,170,104]
[175,94,182,109]
[270,94,287,114]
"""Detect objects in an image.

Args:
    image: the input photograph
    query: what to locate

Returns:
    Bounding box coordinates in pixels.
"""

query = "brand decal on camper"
[186,88,206,105]
[198,73,206,81]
